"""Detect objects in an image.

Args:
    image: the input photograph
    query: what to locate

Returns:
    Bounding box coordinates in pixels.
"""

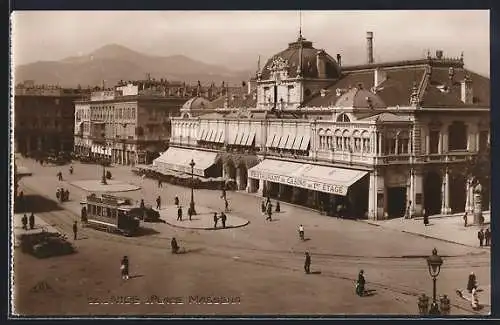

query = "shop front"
[248,159,369,218]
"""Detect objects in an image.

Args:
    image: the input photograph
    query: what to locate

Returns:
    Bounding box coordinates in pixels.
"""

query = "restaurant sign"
[249,170,348,196]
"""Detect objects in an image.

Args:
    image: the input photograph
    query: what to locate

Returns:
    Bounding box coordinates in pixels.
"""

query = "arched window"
[318,129,325,150]
[448,121,467,151]
[337,113,351,122]
[361,131,370,153]
[352,130,361,152]
[342,130,350,152]
[325,129,332,149]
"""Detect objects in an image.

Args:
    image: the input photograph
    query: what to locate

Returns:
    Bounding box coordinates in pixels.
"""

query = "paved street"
[13,158,491,316]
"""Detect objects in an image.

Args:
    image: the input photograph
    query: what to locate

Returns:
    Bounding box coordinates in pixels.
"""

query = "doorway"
[387,187,406,218]
[424,171,442,215]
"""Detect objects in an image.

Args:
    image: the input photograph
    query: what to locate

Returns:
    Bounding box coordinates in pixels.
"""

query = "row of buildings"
[14,79,234,164]
[13,31,490,221]
[153,32,490,220]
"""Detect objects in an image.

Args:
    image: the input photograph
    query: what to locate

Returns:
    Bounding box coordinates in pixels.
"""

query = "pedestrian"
[81,206,87,223]
[221,212,227,228]
[64,189,70,202]
[177,206,183,221]
[29,212,35,230]
[221,188,226,200]
[304,252,311,274]
[423,210,429,226]
[467,272,477,293]
[478,229,485,247]
[463,212,468,227]
[69,165,73,175]
[266,203,272,221]
[57,171,63,181]
[121,256,129,280]
[224,199,229,212]
[21,214,28,230]
[275,200,280,213]
[171,237,179,254]
[356,270,366,296]
[213,212,218,228]
[174,196,179,206]
[156,196,161,210]
[140,199,145,209]
[261,200,266,213]
[56,188,60,201]
[72,221,78,240]
[188,207,193,221]
[158,179,162,188]
[485,228,491,246]
[266,196,271,207]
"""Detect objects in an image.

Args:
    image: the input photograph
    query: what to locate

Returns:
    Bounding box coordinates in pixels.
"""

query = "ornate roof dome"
[260,36,341,80]
[181,96,213,111]
[335,87,386,109]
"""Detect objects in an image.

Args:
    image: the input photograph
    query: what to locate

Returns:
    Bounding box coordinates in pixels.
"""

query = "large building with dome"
[154,31,490,220]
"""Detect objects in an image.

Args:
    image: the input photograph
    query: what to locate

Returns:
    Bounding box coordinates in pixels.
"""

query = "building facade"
[14,80,88,155]
[158,32,490,220]
[74,83,189,165]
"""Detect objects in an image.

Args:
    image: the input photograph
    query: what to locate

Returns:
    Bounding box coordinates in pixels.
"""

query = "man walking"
[478,229,485,247]
[485,228,491,246]
[140,199,145,210]
[21,214,28,230]
[121,256,129,280]
[156,196,161,210]
[224,198,229,212]
[304,252,311,274]
[463,212,468,227]
[174,196,179,206]
[266,203,272,221]
[29,212,35,230]
[158,179,162,188]
[221,212,227,228]
[213,212,218,228]
[72,221,78,240]
[177,206,183,221]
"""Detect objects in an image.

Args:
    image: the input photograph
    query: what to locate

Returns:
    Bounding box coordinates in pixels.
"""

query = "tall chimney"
[366,31,374,64]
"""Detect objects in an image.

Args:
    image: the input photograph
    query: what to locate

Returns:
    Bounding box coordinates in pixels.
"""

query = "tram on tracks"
[80,193,140,236]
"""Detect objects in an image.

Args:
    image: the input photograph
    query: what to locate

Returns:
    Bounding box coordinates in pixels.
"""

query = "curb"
[164,220,250,231]
[400,230,484,248]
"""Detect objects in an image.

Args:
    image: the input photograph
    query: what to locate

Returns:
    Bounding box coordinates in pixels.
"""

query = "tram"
[80,193,140,236]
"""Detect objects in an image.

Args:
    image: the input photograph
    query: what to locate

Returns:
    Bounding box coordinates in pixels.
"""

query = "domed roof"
[181,96,213,111]
[335,87,386,109]
[260,36,341,80]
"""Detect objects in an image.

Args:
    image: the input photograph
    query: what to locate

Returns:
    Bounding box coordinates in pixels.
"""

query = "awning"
[245,131,255,146]
[266,134,275,147]
[198,129,206,141]
[217,129,225,143]
[229,132,238,145]
[208,129,216,142]
[271,135,281,148]
[248,159,368,196]
[292,135,303,150]
[153,147,218,177]
[241,132,250,146]
[278,134,289,149]
[285,135,296,150]
[299,134,311,151]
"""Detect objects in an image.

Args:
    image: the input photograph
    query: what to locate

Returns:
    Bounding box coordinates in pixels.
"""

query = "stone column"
[438,132,443,154]
[465,178,474,215]
[257,179,264,196]
[410,169,423,217]
[368,170,385,220]
[441,168,451,215]
[425,134,430,155]
[235,167,242,190]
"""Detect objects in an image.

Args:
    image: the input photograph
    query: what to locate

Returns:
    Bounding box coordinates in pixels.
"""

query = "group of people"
[56,188,70,202]
[21,213,36,230]
[213,212,227,228]
[261,197,280,221]
[477,228,491,247]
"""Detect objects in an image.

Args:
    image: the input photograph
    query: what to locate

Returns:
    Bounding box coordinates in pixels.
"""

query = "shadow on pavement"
[136,227,161,237]
[15,195,64,214]
[310,271,322,275]
[364,289,377,297]
[129,275,144,279]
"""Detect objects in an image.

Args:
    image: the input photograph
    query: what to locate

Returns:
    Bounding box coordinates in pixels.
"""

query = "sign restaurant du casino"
[249,170,348,196]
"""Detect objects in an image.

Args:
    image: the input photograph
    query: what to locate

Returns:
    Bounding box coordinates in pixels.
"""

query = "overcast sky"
[12,10,490,76]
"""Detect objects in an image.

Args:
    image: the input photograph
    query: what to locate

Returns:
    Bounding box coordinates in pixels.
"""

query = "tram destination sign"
[249,170,348,196]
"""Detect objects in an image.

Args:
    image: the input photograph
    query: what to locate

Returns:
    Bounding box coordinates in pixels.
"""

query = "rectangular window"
[429,130,439,154]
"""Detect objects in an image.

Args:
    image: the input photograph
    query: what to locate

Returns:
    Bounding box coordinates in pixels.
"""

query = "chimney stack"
[336,54,342,67]
[316,50,327,79]
[461,75,473,104]
[366,31,374,64]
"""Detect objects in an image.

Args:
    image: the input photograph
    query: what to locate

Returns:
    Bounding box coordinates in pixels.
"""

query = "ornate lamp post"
[100,132,107,185]
[427,248,444,315]
[189,158,197,215]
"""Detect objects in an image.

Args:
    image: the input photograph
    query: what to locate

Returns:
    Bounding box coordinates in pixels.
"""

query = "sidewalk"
[361,211,491,248]
[12,213,62,248]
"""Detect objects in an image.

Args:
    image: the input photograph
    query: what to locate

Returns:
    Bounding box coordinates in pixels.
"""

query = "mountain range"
[14,44,254,88]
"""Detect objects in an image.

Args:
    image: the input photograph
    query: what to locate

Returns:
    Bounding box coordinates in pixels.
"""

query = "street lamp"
[189,158,197,215]
[100,132,107,185]
[427,248,443,315]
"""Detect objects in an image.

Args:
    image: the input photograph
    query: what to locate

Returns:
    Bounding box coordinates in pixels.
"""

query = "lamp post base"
[189,201,197,216]
[429,302,440,315]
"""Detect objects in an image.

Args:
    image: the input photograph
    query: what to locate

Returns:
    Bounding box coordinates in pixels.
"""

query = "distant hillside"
[14,44,253,87]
